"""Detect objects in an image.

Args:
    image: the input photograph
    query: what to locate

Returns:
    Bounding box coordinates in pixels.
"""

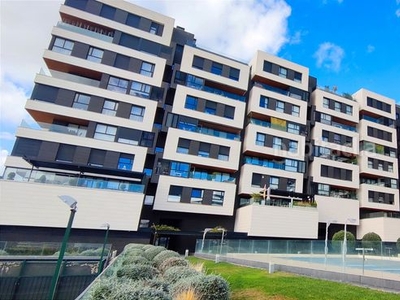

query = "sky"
[1,0,400,174]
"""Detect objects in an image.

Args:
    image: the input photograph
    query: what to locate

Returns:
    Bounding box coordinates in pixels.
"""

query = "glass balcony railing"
[56,21,114,42]
[254,81,308,101]
[20,120,88,138]
[176,121,241,141]
[3,167,145,193]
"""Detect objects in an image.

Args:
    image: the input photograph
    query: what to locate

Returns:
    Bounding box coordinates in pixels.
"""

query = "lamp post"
[324,219,337,267]
[342,218,356,269]
[98,223,110,274]
[201,228,212,252]
[219,228,226,255]
[49,195,77,300]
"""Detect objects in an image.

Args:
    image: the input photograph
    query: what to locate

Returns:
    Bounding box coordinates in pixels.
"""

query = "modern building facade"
[1,0,399,252]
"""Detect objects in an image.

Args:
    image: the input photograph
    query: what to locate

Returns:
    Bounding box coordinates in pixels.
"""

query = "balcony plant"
[250,192,263,205]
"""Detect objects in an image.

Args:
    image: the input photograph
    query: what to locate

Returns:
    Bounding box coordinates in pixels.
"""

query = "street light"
[342,218,357,269]
[98,223,110,274]
[324,219,337,267]
[201,228,212,252]
[49,195,77,300]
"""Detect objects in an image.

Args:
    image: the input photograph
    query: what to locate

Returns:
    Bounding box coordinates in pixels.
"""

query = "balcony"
[56,21,114,43]
[253,81,308,101]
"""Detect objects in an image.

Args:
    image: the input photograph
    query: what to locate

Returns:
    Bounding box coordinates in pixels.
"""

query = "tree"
[332,230,355,253]
[362,232,382,254]
[397,237,400,253]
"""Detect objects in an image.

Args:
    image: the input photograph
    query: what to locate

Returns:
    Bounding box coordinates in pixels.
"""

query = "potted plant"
[250,192,264,205]
[7,172,16,180]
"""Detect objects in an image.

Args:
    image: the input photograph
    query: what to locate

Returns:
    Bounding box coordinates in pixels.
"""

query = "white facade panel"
[234,204,318,238]
[153,175,236,216]
[353,88,396,120]
[0,181,144,231]
[163,128,241,171]
[315,195,359,224]
[358,150,398,178]
[358,184,400,211]
[247,86,308,125]
[358,120,397,148]
[172,85,246,129]
[180,46,249,91]
[357,217,400,242]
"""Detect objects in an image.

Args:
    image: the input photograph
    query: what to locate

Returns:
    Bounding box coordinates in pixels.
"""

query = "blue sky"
[1,0,400,173]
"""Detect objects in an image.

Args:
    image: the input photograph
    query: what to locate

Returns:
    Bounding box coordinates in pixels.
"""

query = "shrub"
[163,266,200,285]
[142,244,156,251]
[124,243,146,251]
[158,257,189,274]
[123,248,145,258]
[0,249,8,255]
[80,248,103,256]
[171,274,230,300]
[121,286,172,300]
[116,264,159,281]
[153,250,180,268]
[397,237,400,252]
[331,230,356,252]
[121,255,150,266]
[362,232,382,254]
[143,246,166,261]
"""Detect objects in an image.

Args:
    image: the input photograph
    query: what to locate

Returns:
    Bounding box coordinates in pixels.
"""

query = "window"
[140,132,154,147]
[321,113,331,125]
[288,140,298,153]
[107,76,128,94]
[322,130,329,142]
[287,178,296,191]
[391,179,397,189]
[218,146,230,161]
[256,133,266,146]
[118,154,134,170]
[334,134,341,144]
[87,47,103,63]
[276,101,284,113]
[205,101,217,115]
[292,105,300,117]
[287,123,300,134]
[102,100,118,116]
[177,138,190,154]
[294,72,302,83]
[52,37,74,55]
[323,98,329,108]
[368,159,373,168]
[285,160,298,172]
[140,62,155,77]
[278,67,287,78]
[191,189,203,204]
[130,81,151,98]
[170,162,190,177]
[150,22,160,34]
[192,56,204,70]
[72,93,90,110]
[318,184,330,196]
[272,137,282,150]
[334,101,341,112]
[100,4,116,19]
[211,62,223,75]
[88,149,106,167]
[378,163,383,171]
[56,144,76,162]
[388,163,394,172]
[198,142,210,157]
[94,124,117,142]
[224,105,235,119]
[229,68,240,81]
[269,177,279,189]
[345,105,353,115]
[67,124,87,137]
[212,191,224,206]
[130,105,145,121]
[168,185,182,202]
[260,96,269,108]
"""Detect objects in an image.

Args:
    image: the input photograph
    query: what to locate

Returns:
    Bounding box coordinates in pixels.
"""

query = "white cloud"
[131,0,292,61]
[396,9,400,17]
[366,45,375,53]
[314,42,344,72]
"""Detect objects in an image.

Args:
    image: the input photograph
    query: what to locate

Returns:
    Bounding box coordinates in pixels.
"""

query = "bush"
[80,248,103,256]
[116,264,159,281]
[0,249,8,255]
[397,237,400,252]
[121,255,150,266]
[332,230,356,252]
[142,244,156,251]
[171,274,230,300]
[362,232,382,254]
[121,286,172,300]
[124,243,146,251]
[158,257,189,274]
[163,266,200,285]
[123,248,145,258]
[143,246,166,261]
[153,250,180,268]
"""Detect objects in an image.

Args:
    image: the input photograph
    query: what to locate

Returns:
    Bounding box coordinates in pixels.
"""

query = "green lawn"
[188,257,400,300]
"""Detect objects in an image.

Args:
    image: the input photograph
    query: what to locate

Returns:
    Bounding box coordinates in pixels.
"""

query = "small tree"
[332,230,355,253]
[396,237,400,255]
[362,232,382,254]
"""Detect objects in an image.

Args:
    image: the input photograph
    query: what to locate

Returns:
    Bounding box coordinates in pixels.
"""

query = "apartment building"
[1,0,399,252]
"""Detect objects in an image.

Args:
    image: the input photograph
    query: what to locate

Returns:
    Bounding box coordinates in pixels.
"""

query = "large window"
[72,93,90,110]
[212,191,224,206]
[292,105,300,117]
[56,144,76,163]
[118,154,134,170]
[140,62,155,77]
[287,123,300,134]
[272,137,282,150]
[269,177,279,189]
[130,105,145,121]
[198,142,211,157]
[94,124,117,142]
[170,162,190,177]
[168,185,182,202]
[218,146,230,161]
[256,133,266,146]
[177,138,190,154]
[150,22,160,34]
[276,101,284,113]
[323,98,329,108]
[52,37,74,55]
[107,76,128,94]
[88,149,106,167]
[102,100,118,116]
[130,81,151,98]
[260,96,269,109]
[205,101,217,115]
[211,62,223,75]
[318,184,330,196]
[278,67,287,78]
[191,189,203,204]
[185,95,198,110]
[87,47,104,63]
[288,140,298,153]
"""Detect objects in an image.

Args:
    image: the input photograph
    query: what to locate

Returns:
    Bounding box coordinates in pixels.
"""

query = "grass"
[188,257,400,300]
